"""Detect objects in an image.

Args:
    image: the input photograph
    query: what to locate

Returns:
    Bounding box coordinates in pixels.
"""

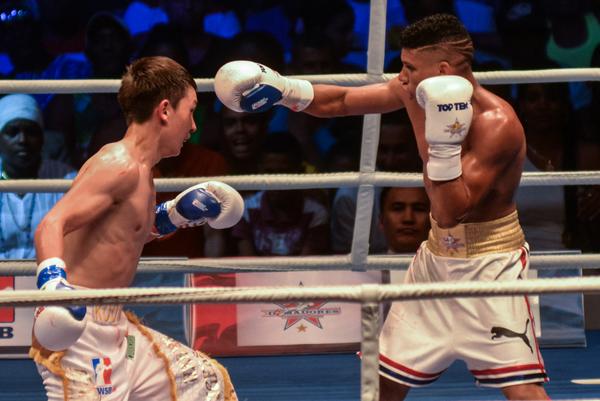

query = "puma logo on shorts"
[491,319,533,354]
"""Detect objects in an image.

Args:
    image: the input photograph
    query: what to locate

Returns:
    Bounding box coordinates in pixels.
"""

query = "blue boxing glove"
[33,257,87,351]
[214,60,314,113]
[153,181,244,238]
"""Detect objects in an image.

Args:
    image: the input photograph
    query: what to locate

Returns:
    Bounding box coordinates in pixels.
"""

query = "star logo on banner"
[297,324,307,333]
[262,302,342,330]
[444,118,467,137]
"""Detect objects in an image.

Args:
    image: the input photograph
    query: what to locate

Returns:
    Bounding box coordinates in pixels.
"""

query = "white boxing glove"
[33,257,87,351]
[153,181,244,236]
[416,75,473,181]
[214,60,314,113]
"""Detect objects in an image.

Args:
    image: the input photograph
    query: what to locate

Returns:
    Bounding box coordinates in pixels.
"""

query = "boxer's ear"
[438,61,451,75]
[157,99,170,124]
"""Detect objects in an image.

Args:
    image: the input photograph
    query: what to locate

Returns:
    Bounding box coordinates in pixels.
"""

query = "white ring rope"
[1,276,600,307]
[2,253,599,275]
[0,68,598,94]
[2,170,600,193]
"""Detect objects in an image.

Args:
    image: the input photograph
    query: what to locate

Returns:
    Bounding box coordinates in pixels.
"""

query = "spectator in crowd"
[495,0,549,69]
[379,186,430,316]
[0,94,75,259]
[331,110,421,254]
[515,82,583,251]
[201,30,284,150]
[296,0,360,72]
[232,132,329,256]
[161,0,225,76]
[543,0,599,111]
[515,81,593,346]
[279,33,340,168]
[543,0,599,69]
[218,107,271,175]
[46,12,133,167]
[379,186,430,255]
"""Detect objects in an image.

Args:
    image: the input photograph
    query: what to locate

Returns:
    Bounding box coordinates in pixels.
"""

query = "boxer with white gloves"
[153,181,244,237]
[214,60,313,113]
[416,75,473,181]
[31,57,238,401]
[214,13,548,401]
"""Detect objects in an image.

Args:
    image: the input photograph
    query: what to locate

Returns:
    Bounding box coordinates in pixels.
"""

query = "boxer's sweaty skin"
[35,87,198,288]
[304,48,525,228]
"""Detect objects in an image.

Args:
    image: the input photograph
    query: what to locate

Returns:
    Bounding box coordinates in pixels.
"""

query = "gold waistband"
[427,210,524,258]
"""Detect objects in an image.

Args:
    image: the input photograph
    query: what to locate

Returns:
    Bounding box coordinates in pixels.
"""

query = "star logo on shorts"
[444,118,467,137]
[441,233,465,253]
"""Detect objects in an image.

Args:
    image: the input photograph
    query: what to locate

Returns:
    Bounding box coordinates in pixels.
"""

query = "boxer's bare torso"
[306,48,525,228]
[35,87,197,288]
[64,143,156,288]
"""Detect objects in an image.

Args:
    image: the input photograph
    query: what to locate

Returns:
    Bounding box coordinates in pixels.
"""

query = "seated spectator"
[378,186,430,317]
[0,94,75,259]
[515,82,589,250]
[330,110,421,254]
[379,187,430,255]
[201,30,284,149]
[232,133,329,256]
[218,107,271,175]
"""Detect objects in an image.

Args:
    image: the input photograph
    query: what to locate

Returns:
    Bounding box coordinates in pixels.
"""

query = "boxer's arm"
[34,158,138,262]
[427,118,523,227]
[214,60,406,117]
[305,77,406,117]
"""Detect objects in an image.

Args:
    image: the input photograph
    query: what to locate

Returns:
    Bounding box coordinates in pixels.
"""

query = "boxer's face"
[161,86,197,157]
[399,48,444,99]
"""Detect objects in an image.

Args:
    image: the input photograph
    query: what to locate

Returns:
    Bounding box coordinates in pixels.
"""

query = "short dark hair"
[399,14,473,64]
[118,56,196,124]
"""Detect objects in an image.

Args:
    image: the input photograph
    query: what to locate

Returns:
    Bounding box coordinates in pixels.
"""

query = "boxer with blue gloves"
[31,56,240,401]
[215,13,549,401]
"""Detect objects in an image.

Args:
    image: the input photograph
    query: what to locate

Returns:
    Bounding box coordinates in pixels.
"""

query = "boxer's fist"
[214,60,314,113]
[34,257,87,351]
[416,75,473,181]
[153,181,244,237]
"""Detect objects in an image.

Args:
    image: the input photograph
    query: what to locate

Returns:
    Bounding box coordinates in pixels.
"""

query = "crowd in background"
[1,0,599,264]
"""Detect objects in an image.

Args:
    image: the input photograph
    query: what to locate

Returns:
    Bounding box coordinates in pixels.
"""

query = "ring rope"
[0,68,598,94]
[1,276,600,307]
[2,171,600,193]
[2,253,599,276]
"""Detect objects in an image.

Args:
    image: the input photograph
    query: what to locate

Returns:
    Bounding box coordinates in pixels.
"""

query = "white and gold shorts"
[30,304,237,401]
[379,211,548,388]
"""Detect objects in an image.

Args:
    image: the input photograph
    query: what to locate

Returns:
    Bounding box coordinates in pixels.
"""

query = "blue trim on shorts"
[476,372,547,385]
[379,365,439,386]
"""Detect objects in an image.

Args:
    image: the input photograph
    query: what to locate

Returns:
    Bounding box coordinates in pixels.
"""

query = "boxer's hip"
[426,210,525,258]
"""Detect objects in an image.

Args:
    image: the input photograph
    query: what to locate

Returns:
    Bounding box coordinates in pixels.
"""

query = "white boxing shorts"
[30,304,237,401]
[379,211,548,388]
